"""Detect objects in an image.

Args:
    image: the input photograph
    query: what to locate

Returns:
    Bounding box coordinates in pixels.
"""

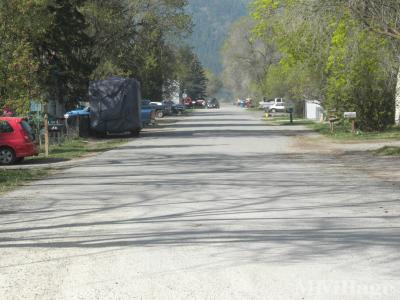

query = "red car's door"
[0,120,17,149]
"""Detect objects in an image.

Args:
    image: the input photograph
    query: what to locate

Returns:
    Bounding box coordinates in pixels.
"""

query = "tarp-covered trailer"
[89,77,142,136]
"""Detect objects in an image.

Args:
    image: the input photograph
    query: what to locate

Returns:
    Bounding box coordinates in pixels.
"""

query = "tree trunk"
[396,65,400,125]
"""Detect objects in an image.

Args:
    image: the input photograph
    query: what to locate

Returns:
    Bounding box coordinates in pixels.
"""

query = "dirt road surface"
[1,106,399,299]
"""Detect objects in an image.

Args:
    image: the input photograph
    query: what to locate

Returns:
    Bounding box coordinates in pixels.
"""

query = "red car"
[0,117,39,165]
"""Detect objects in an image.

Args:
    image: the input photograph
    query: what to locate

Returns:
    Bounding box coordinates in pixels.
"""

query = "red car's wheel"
[0,147,16,165]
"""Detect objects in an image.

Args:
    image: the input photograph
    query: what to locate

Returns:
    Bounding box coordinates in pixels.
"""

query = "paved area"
[1,106,399,299]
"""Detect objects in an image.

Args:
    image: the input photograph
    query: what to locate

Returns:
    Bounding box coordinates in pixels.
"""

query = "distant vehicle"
[245,98,254,108]
[259,98,284,110]
[183,97,194,108]
[142,100,165,118]
[64,107,90,119]
[207,98,220,109]
[0,117,39,165]
[238,99,246,108]
[163,100,185,115]
[194,99,206,108]
[268,102,287,113]
[172,102,185,115]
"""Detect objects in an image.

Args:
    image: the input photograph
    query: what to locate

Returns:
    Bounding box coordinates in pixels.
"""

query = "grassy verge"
[263,114,400,141]
[373,146,400,156]
[27,137,130,162]
[307,122,400,141]
[0,169,51,194]
[266,117,315,126]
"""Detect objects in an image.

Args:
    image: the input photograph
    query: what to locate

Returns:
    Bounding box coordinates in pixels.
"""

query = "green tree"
[326,0,400,124]
[0,0,193,111]
[205,70,223,97]
[250,0,398,130]
[0,0,49,114]
[37,0,96,109]
[325,17,396,130]
[177,47,208,99]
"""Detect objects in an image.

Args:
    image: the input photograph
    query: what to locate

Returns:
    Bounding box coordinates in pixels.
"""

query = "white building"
[305,100,324,121]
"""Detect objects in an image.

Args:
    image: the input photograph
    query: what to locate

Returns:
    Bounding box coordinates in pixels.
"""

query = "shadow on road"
[0,109,399,273]
[1,151,399,270]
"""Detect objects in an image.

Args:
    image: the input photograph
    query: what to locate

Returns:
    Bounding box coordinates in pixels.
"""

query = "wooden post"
[344,112,357,134]
[77,115,80,138]
[44,114,49,157]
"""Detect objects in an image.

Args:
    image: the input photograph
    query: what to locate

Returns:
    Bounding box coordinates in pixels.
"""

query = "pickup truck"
[259,98,284,110]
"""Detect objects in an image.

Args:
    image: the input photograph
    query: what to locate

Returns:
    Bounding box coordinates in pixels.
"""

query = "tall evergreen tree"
[37,0,96,109]
[177,47,208,99]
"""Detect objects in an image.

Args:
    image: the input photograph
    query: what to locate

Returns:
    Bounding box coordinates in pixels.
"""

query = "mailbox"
[344,112,357,119]
[48,123,65,132]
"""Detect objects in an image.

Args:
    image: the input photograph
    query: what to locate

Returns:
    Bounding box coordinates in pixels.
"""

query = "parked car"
[194,99,207,108]
[172,102,185,115]
[268,102,287,113]
[238,99,246,108]
[183,97,194,108]
[0,117,39,165]
[245,98,254,108]
[163,100,185,115]
[64,107,90,118]
[140,102,156,127]
[259,98,284,110]
[207,98,220,109]
[142,100,166,118]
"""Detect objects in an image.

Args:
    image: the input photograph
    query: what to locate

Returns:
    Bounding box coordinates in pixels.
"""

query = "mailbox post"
[328,109,339,133]
[288,107,294,124]
[344,112,357,133]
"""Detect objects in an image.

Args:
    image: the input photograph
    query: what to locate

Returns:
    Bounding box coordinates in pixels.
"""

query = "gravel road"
[1,106,399,299]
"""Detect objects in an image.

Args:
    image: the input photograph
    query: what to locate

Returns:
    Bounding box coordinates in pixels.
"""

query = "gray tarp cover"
[89,77,141,133]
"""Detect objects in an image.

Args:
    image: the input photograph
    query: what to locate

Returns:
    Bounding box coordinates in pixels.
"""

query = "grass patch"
[373,146,400,156]
[265,115,315,126]
[271,119,315,126]
[264,115,400,141]
[0,169,51,194]
[307,122,400,141]
[27,137,130,162]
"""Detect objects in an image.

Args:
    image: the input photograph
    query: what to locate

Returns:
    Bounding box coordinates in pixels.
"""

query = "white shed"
[305,100,324,121]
